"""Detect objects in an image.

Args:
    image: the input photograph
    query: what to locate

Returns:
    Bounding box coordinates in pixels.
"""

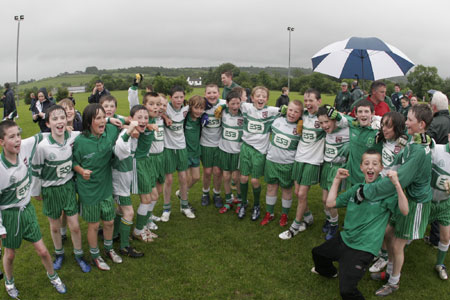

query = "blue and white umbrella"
[311,37,415,80]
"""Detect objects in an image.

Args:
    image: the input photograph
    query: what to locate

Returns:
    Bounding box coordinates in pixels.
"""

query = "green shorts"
[239,142,266,178]
[429,199,450,227]
[164,148,188,174]
[149,152,165,184]
[217,149,240,172]
[80,196,115,223]
[114,195,132,206]
[264,160,294,189]
[292,161,320,186]
[137,156,155,194]
[319,162,345,191]
[188,156,201,168]
[201,146,219,168]
[1,203,42,249]
[391,201,431,240]
[42,180,79,219]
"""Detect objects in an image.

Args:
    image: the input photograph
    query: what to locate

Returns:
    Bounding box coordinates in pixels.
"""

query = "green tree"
[407,65,443,100]
[56,88,69,101]
[85,66,99,74]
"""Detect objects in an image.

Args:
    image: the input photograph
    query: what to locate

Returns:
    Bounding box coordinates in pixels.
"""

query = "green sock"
[104,239,113,252]
[120,218,133,249]
[240,182,248,206]
[266,204,275,214]
[55,247,64,255]
[181,199,189,209]
[163,203,171,212]
[5,277,14,285]
[253,186,262,207]
[224,194,232,209]
[136,213,148,230]
[113,214,121,238]
[203,189,210,196]
[74,248,84,260]
[437,250,447,266]
[380,249,388,260]
[90,247,100,259]
[47,272,58,281]
[281,199,292,215]
[304,211,312,217]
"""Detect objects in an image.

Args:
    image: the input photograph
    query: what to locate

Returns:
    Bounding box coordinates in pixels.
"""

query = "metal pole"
[15,15,24,107]
[287,27,294,91]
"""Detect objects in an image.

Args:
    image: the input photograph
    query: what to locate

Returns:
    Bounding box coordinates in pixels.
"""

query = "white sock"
[386,262,394,275]
[282,199,292,209]
[388,273,400,285]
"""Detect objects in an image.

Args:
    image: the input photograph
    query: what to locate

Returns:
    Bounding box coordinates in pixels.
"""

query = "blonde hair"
[59,98,74,109]
[188,95,206,111]
[251,86,269,98]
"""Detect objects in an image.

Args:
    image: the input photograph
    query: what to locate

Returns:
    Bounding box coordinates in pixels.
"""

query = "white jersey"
[241,103,280,154]
[128,86,139,110]
[294,111,326,165]
[31,131,81,196]
[267,117,300,164]
[218,108,244,154]
[164,103,189,149]
[200,99,226,147]
[431,143,450,202]
[112,129,138,197]
[381,138,407,177]
[324,125,350,164]
[149,117,164,154]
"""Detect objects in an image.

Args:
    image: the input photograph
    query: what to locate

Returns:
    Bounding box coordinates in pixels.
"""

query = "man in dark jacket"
[334,82,352,113]
[2,83,17,120]
[350,81,364,108]
[32,88,54,132]
[390,84,403,112]
[88,80,110,104]
[275,87,290,107]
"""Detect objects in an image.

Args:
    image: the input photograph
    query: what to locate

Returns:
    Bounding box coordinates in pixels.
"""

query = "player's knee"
[4,249,15,261]
[250,178,259,187]
[103,220,114,229]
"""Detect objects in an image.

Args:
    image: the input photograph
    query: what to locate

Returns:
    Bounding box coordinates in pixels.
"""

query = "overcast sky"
[1,0,449,84]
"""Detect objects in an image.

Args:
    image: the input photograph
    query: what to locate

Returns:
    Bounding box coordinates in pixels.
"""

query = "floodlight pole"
[14,15,24,107]
[287,27,294,91]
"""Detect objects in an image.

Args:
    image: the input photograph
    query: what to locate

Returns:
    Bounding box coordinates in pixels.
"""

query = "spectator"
[398,96,410,119]
[32,89,54,132]
[88,80,110,104]
[221,71,240,99]
[29,92,37,112]
[333,82,352,113]
[48,91,56,104]
[1,83,17,120]
[405,90,413,99]
[350,80,364,108]
[350,81,392,117]
[410,96,418,106]
[391,84,403,111]
[68,92,76,105]
[145,85,153,93]
[275,87,290,107]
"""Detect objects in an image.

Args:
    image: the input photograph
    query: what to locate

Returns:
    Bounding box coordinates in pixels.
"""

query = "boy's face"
[205,87,219,105]
[159,97,168,116]
[286,102,302,123]
[406,110,424,135]
[101,100,116,118]
[91,110,106,137]
[191,105,205,119]
[381,117,395,140]
[410,97,418,106]
[145,96,160,118]
[303,93,321,114]
[394,86,400,93]
[0,126,21,156]
[171,91,185,109]
[227,98,241,115]
[400,98,409,108]
[252,89,268,110]
[46,109,67,138]
[360,153,383,183]
[132,109,149,133]
[318,115,337,134]
[62,104,75,123]
[355,106,374,127]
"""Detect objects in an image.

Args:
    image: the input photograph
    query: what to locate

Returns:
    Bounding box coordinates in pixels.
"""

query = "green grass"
[1,89,445,300]
[19,74,96,90]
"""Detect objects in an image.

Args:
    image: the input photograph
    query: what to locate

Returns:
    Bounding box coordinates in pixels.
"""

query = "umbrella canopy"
[311,37,415,81]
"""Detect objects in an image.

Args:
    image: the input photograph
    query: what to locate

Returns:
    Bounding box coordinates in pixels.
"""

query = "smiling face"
[95,82,104,92]
[286,102,302,123]
[221,74,232,87]
[170,91,185,110]
[405,110,424,135]
[303,92,321,114]
[46,109,67,138]
[91,109,106,137]
[205,86,220,106]
[132,109,149,133]
[318,115,337,134]
[252,89,268,110]
[101,100,116,118]
[0,125,21,156]
[144,96,161,118]
[191,105,205,119]
[356,105,374,127]
[61,104,75,124]
[227,98,241,115]
[360,153,383,183]
[381,116,395,140]
[38,92,46,103]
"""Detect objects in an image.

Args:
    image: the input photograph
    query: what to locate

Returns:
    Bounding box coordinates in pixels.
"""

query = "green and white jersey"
[241,102,280,154]
[0,134,43,214]
[134,118,155,159]
[112,129,138,197]
[219,108,244,154]
[164,103,189,149]
[324,123,350,165]
[381,137,407,177]
[267,117,300,164]
[149,117,164,154]
[431,143,450,202]
[294,111,326,165]
[31,131,81,196]
[200,99,226,147]
[128,86,139,110]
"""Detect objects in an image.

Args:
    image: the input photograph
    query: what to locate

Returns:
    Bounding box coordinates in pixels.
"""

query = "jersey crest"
[262,111,268,118]
[314,121,320,129]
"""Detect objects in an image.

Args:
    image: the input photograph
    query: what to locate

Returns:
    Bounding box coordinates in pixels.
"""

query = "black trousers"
[312,232,374,300]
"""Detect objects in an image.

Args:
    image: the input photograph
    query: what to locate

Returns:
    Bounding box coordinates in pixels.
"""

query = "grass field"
[19,74,96,90]
[1,88,446,299]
